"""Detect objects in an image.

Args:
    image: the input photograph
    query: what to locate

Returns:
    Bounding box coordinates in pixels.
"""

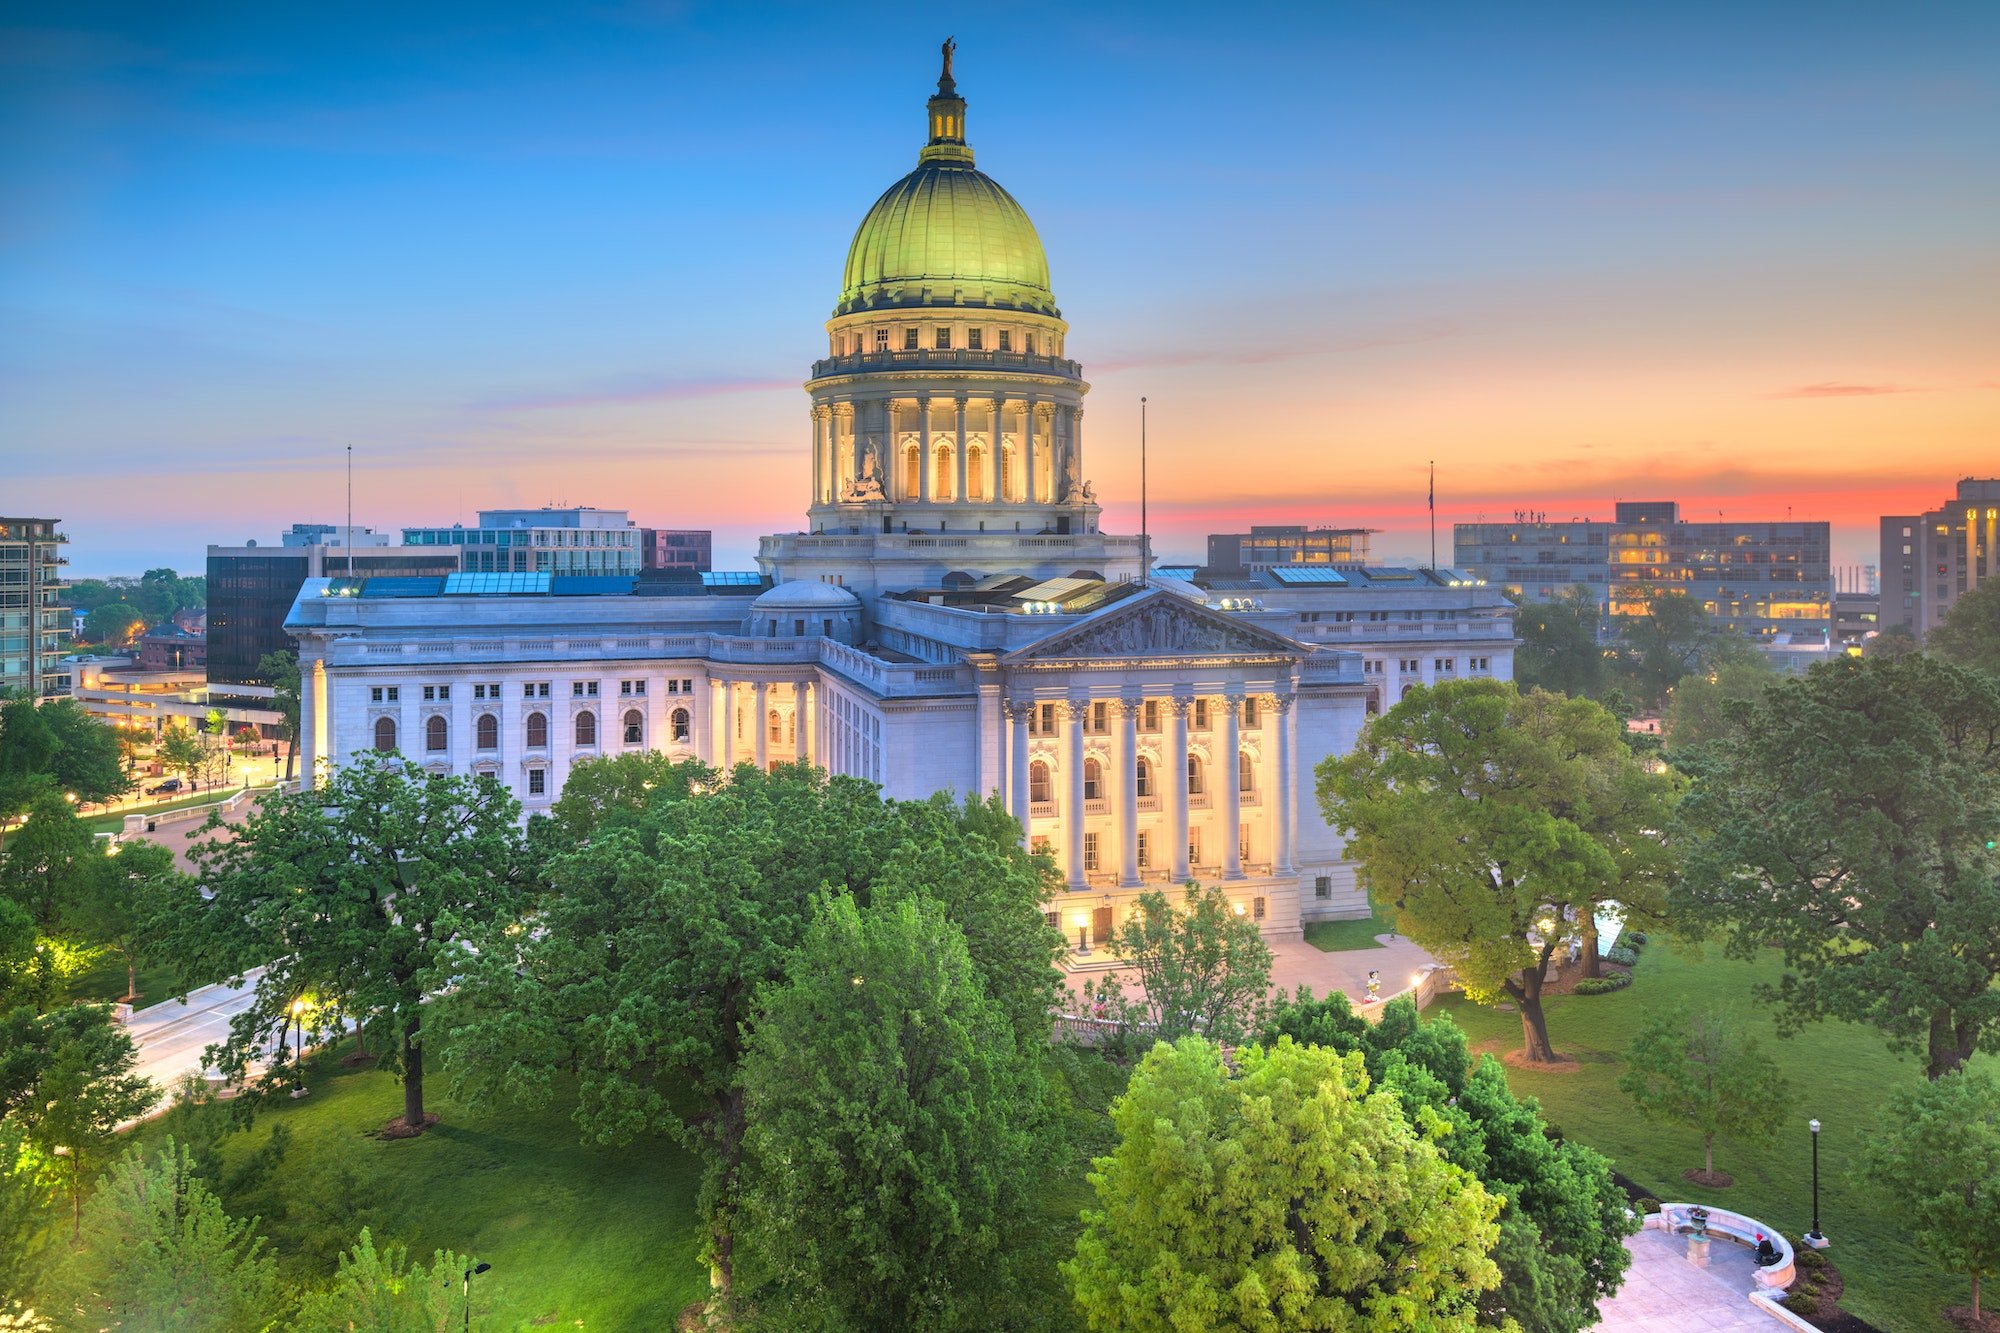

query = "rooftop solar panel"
[442,571,551,596]
[1362,568,1418,582]
[1153,566,1199,581]
[1268,567,1350,586]
[701,571,765,588]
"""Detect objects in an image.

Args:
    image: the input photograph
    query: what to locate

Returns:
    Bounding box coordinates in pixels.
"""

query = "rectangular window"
[1044,909,1059,930]
[1435,658,1454,673]
[998,329,1011,352]
[1188,830,1202,867]
[903,327,919,350]
[934,326,952,350]
[1137,831,1151,868]
[1091,700,1108,733]
[1254,895,1267,922]
[1315,875,1332,900]
[875,328,889,352]
[682,678,693,693]
[1083,832,1099,872]
[1193,699,1209,730]
[967,327,983,350]
[527,769,546,796]
[1143,699,1159,731]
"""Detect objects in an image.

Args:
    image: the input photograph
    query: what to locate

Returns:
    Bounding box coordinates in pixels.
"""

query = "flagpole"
[346,445,354,578]
[1140,396,1149,586]
[1428,459,1436,571]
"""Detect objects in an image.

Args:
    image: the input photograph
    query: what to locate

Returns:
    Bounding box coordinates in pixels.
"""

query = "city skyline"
[6,3,1996,576]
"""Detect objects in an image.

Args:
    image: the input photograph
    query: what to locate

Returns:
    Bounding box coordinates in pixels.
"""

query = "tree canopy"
[740,893,1046,1331]
[1514,586,1611,701]
[0,694,131,815]
[1618,1004,1794,1181]
[290,1228,473,1332]
[1660,658,1777,755]
[1082,881,1275,1045]
[1857,1068,2000,1319]
[1675,653,2000,1078]
[1063,1036,1503,1332]
[172,751,532,1129]
[1929,576,2000,676]
[1319,679,1678,1062]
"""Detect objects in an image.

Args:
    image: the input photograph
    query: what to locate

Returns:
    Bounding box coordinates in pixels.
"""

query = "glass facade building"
[0,517,70,697]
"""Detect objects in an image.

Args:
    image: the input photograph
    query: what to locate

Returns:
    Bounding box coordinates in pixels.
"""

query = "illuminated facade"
[288,51,1516,942]
[0,516,70,697]
[1879,478,2000,642]
[1206,526,1375,573]
[1456,500,1832,653]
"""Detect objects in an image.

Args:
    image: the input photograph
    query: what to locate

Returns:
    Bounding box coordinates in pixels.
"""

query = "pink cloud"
[1771,381,1917,398]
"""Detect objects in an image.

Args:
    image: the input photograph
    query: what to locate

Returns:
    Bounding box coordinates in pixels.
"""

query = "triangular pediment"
[1002,588,1306,665]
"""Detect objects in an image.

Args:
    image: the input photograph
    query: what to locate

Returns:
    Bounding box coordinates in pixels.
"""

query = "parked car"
[146,778,184,796]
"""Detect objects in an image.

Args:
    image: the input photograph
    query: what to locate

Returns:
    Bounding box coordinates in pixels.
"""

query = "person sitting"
[1755,1234,1779,1266]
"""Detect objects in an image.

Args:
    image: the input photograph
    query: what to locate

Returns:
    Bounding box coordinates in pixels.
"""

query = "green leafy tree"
[72,839,183,1003]
[256,650,302,782]
[1660,658,1777,754]
[1260,994,1635,1333]
[1675,654,2000,1079]
[1857,1068,2000,1319]
[157,721,206,788]
[1081,882,1274,1045]
[1617,1004,1794,1182]
[82,602,145,649]
[0,1124,54,1320]
[1866,624,1919,658]
[1616,587,1738,708]
[0,691,58,828]
[1930,577,2000,676]
[291,1228,473,1332]
[740,894,1044,1331]
[50,1139,281,1331]
[30,700,131,806]
[1062,1036,1502,1332]
[2,787,96,932]
[1320,680,1675,1062]
[173,751,530,1130]
[1514,586,1610,700]
[0,1002,156,1240]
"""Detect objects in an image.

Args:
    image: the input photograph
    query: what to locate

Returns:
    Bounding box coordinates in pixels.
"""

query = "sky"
[4,1,1996,578]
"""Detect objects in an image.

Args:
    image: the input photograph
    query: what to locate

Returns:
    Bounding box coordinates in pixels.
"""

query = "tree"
[1866,624,1919,659]
[1675,654,2000,1079]
[1515,586,1610,700]
[82,603,145,649]
[50,1140,281,1332]
[1,787,96,933]
[1617,1004,1794,1183]
[1260,993,1635,1333]
[1660,658,1777,754]
[172,751,531,1130]
[1931,577,2000,676]
[1857,1069,2000,1320]
[0,1003,156,1241]
[33,700,131,805]
[740,894,1045,1330]
[0,1124,54,1320]
[291,1228,473,1332]
[1320,679,1676,1062]
[1062,1036,1502,1332]
[1081,882,1274,1044]
[1616,587,1737,708]
[72,839,183,1003]
[157,722,206,788]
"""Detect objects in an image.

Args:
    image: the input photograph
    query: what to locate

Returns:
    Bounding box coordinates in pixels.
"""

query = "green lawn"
[127,1056,710,1329]
[1302,903,1395,952]
[1434,944,1996,1333]
[65,952,184,1006]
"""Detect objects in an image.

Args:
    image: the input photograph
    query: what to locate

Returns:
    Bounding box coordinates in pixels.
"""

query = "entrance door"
[1092,906,1113,945]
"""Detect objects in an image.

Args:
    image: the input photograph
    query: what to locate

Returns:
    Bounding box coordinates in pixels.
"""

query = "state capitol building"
[289,51,1518,943]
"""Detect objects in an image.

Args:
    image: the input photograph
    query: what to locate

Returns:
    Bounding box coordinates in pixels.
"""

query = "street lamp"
[463,1262,491,1332]
[289,998,309,1098]
[1071,912,1090,956]
[1804,1118,1826,1248]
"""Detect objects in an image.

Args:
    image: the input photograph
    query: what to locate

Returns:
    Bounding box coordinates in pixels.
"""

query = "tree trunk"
[1580,912,1602,980]
[284,739,296,783]
[1704,1134,1714,1177]
[401,1015,425,1127]
[708,1085,747,1298]
[1971,1271,1979,1319]
[1927,1008,1976,1081]
[126,959,138,1004]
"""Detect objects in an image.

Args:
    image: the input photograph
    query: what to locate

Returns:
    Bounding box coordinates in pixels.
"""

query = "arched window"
[768,709,783,743]
[373,716,396,753]
[934,443,954,500]
[623,709,643,745]
[425,715,447,752]
[1135,756,1153,798]
[1083,757,1102,801]
[575,710,596,748]
[903,442,921,499]
[475,713,498,751]
[671,707,691,742]
[1239,751,1254,792]
[525,711,548,748]
[1029,761,1051,805]
[1187,754,1205,796]
[967,443,986,500]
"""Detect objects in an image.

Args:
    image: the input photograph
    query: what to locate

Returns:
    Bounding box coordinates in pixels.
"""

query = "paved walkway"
[1061,929,1440,1007]
[1598,1229,1786,1332]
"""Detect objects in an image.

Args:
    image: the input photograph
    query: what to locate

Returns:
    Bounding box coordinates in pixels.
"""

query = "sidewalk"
[1061,929,1441,1008]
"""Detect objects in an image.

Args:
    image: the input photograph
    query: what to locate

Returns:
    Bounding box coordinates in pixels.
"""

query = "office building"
[0,517,70,697]
[1880,478,2000,641]
[1206,525,1374,573]
[403,507,642,576]
[640,528,713,572]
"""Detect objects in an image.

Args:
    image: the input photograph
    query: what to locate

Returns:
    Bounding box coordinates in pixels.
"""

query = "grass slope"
[1302,903,1395,953]
[131,1056,708,1328]
[1434,944,1996,1333]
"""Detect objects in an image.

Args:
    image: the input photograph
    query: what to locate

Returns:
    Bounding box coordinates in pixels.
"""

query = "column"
[990,396,1007,502]
[1064,697,1087,888]
[1022,396,1038,505]
[715,680,733,769]
[810,406,825,505]
[1170,695,1191,882]
[953,394,968,504]
[305,656,328,787]
[1119,698,1140,886]
[1222,688,1244,880]
[1274,692,1296,874]
[916,395,931,502]
[794,682,810,763]
[1071,406,1085,491]
[1008,701,1032,849]
[754,680,770,771]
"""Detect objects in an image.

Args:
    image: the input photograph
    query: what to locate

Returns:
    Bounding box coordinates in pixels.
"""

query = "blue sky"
[4,1,1996,575]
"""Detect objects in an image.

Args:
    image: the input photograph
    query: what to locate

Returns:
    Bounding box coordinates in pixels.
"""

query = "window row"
[371,707,696,755]
[1022,697,1266,737]
[1027,752,1259,804]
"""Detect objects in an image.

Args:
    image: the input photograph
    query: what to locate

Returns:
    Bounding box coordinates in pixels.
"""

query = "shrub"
[1574,974,1632,996]
[1603,945,1639,967]
[1795,1245,1828,1272]
[1636,1197,1661,1215]
[1625,931,1649,948]
[1784,1289,1818,1316]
